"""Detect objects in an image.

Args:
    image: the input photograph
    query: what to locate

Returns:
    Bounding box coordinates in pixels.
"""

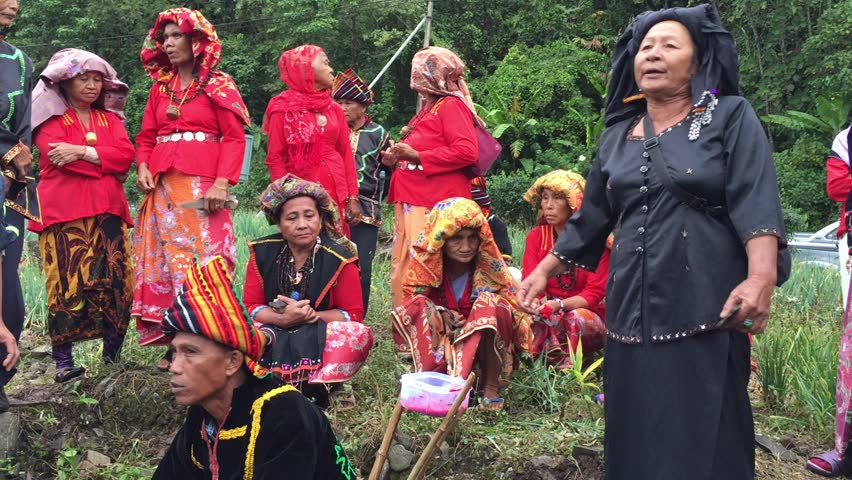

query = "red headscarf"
[140,8,250,125]
[263,45,340,173]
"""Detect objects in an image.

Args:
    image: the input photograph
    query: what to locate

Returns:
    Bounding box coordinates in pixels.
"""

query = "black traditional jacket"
[348,119,390,226]
[154,377,357,479]
[0,38,37,221]
[553,96,786,344]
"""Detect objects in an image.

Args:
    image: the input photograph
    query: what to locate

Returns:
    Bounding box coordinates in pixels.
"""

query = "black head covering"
[605,4,739,127]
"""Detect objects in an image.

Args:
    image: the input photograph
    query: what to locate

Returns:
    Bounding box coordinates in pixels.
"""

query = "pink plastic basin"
[399,372,470,417]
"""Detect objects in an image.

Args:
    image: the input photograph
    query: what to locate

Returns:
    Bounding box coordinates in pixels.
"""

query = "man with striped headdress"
[154,256,356,480]
[333,68,390,314]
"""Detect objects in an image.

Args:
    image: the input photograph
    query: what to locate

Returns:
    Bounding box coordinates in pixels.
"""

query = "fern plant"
[762,95,850,137]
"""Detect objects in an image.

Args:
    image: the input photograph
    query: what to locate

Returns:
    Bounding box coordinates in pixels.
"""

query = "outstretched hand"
[517,270,548,313]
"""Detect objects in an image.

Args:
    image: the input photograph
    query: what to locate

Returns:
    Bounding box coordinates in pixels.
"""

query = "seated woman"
[242,174,373,406]
[522,170,609,369]
[392,197,532,409]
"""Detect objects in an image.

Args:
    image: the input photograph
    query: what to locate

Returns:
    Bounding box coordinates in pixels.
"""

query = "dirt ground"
[2,355,830,479]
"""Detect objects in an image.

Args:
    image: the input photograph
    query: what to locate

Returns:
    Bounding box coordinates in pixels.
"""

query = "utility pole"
[416,0,434,112]
[422,0,433,48]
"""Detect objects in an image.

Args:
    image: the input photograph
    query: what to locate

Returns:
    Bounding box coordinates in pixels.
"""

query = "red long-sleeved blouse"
[522,224,609,320]
[387,96,478,208]
[264,105,359,208]
[29,109,134,232]
[827,156,852,238]
[136,82,246,185]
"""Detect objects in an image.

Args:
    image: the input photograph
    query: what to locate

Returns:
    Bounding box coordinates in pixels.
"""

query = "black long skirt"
[603,330,753,480]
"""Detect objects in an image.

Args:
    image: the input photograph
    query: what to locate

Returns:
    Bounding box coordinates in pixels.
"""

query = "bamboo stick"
[368,400,405,480]
[407,372,477,480]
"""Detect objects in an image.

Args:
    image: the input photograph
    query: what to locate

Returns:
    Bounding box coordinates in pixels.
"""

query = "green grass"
[10,210,848,477]
[754,263,843,443]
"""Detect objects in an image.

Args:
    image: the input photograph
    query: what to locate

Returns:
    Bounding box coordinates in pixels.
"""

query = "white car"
[788,221,840,269]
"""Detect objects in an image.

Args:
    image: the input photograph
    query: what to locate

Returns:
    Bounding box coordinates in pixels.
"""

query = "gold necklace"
[75,109,97,146]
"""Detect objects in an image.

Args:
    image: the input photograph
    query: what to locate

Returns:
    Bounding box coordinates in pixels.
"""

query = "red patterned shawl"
[140,8,250,125]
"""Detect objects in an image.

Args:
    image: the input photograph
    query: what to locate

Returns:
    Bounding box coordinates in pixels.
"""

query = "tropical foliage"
[8,0,852,228]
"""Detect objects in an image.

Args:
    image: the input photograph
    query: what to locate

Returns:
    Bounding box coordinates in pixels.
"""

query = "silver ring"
[742,319,754,329]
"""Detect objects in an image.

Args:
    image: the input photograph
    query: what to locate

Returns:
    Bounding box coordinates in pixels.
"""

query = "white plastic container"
[399,371,470,417]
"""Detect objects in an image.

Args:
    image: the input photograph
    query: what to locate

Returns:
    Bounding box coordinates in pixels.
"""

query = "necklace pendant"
[316,114,327,127]
[166,105,181,120]
[294,272,303,285]
[84,132,97,146]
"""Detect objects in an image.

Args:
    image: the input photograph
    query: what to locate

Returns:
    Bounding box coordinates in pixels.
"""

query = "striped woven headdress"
[332,68,373,105]
[161,256,268,377]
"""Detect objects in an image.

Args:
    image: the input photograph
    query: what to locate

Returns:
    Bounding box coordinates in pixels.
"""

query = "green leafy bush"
[469,40,608,172]
[774,133,837,230]
[487,170,536,226]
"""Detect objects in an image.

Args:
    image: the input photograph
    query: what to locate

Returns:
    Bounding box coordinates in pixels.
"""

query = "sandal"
[807,450,851,477]
[54,366,86,383]
[477,397,504,411]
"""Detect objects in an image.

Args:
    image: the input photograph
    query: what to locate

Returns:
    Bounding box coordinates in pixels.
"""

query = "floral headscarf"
[161,256,269,378]
[410,46,476,113]
[523,170,586,219]
[259,174,356,255]
[31,48,129,129]
[405,198,516,304]
[140,8,250,125]
[525,170,614,250]
[405,197,531,350]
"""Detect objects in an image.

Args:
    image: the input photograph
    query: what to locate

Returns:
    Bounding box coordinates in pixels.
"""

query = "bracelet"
[557,298,565,313]
[212,183,229,191]
[339,309,351,322]
[346,195,359,203]
[250,305,268,321]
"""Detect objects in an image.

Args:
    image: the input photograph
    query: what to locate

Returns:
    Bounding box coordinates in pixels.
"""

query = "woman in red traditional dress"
[263,45,360,236]
[382,46,479,308]
[29,48,134,382]
[392,197,531,410]
[243,174,373,407]
[521,170,609,368]
[133,8,250,348]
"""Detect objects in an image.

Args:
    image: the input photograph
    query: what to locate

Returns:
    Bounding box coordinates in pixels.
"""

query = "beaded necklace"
[275,237,322,300]
[166,75,197,120]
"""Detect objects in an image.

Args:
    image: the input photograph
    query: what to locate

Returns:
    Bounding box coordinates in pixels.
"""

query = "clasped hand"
[380,140,419,167]
[272,295,319,327]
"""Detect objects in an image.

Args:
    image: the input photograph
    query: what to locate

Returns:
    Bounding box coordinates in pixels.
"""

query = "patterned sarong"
[39,214,132,346]
[131,169,236,345]
[392,292,516,385]
[530,307,605,368]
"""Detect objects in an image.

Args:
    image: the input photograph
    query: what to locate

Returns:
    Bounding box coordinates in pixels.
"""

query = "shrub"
[781,203,809,236]
[487,170,536,226]
[775,133,837,230]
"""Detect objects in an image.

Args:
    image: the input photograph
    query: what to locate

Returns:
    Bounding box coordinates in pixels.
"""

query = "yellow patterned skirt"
[39,214,133,346]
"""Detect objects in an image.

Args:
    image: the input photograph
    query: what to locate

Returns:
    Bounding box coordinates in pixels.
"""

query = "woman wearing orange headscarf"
[133,8,250,347]
[392,197,531,409]
[521,170,609,368]
[263,45,360,235]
